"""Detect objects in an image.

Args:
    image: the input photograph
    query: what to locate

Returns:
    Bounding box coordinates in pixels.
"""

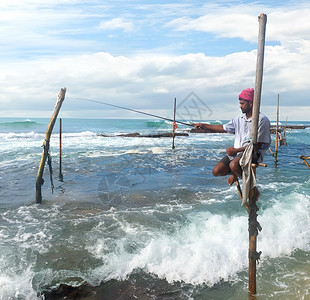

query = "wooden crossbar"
[300,156,310,169]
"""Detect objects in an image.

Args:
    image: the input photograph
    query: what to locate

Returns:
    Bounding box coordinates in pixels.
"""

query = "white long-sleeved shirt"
[223,112,271,162]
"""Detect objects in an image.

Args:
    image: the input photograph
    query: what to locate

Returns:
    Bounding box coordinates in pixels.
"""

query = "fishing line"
[75,97,194,127]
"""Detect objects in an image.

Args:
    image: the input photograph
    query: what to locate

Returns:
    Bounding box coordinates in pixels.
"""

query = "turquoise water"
[0,117,309,299]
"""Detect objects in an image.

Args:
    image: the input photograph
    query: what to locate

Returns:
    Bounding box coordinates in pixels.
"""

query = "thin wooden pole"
[36,88,66,203]
[172,98,177,149]
[274,94,279,167]
[248,13,267,296]
[59,118,64,181]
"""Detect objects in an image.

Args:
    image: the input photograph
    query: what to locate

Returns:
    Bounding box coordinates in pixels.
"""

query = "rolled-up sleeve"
[223,119,236,134]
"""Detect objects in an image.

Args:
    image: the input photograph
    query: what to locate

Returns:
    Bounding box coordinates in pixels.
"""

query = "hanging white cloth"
[239,141,256,206]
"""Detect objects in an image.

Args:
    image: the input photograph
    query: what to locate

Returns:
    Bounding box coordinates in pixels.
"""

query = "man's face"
[239,99,252,114]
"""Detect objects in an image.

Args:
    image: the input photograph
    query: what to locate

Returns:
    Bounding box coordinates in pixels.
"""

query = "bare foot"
[227,175,237,186]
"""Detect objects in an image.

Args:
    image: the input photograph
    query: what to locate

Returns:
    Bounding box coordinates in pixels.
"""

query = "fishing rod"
[76,97,195,127]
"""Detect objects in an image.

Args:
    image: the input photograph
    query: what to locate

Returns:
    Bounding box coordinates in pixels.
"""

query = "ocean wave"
[146,120,171,128]
[211,120,223,125]
[0,130,98,140]
[0,120,39,128]
[259,192,310,257]
[86,211,248,286]
[84,191,310,287]
[61,131,97,138]
[0,192,309,298]
[0,131,42,140]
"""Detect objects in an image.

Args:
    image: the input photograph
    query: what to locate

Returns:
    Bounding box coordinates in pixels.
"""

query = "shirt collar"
[241,113,252,122]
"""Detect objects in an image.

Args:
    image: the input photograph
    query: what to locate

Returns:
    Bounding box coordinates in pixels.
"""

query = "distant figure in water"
[193,88,271,186]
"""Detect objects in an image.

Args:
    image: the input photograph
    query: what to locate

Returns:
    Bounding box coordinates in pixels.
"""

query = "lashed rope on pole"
[36,88,66,204]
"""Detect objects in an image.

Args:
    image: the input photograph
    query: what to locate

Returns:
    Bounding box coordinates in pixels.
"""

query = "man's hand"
[193,123,205,129]
[226,146,246,156]
[226,147,238,156]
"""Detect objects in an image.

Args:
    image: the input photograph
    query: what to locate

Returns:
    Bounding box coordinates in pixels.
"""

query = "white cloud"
[166,14,257,42]
[99,18,134,33]
[268,9,310,41]
[166,3,310,44]
[0,39,309,120]
[0,1,309,120]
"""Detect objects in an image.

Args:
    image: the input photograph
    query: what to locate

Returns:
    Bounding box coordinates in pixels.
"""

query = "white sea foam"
[150,147,166,154]
[0,265,41,300]
[61,131,97,138]
[11,228,50,253]
[88,212,248,286]
[125,213,248,285]
[258,181,299,191]
[0,131,42,140]
[123,149,149,155]
[86,191,310,287]
[270,122,282,126]
[259,192,310,257]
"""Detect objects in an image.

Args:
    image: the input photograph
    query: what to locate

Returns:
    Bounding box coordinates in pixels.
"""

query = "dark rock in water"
[98,124,308,137]
[118,132,141,137]
[97,132,141,137]
[42,282,94,299]
[41,274,185,300]
[270,125,308,132]
[283,125,307,129]
[98,132,188,138]
[190,128,216,133]
[270,125,309,134]
[139,132,188,138]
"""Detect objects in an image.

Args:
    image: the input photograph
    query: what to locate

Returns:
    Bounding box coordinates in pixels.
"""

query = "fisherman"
[193,88,271,186]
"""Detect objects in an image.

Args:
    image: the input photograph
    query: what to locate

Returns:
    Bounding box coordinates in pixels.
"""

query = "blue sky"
[1,0,309,121]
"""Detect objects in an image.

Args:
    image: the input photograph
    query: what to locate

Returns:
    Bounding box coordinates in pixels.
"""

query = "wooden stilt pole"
[35,88,66,204]
[251,13,267,145]
[248,168,262,296]
[274,94,279,167]
[59,118,64,181]
[172,98,177,149]
[269,94,279,167]
[248,13,267,296]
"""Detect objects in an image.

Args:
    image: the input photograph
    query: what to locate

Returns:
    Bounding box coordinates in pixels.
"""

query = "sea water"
[0,117,309,299]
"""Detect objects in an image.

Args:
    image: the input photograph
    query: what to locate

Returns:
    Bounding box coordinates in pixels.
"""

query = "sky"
[0,0,310,121]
